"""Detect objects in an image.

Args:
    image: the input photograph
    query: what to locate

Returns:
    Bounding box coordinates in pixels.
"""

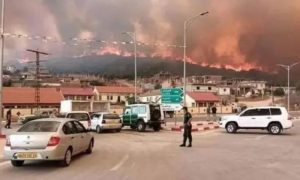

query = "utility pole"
[26,49,49,110]
[123,32,137,103]
[183,11,208,106]
[0,0,5,136]
[277,61,300,111]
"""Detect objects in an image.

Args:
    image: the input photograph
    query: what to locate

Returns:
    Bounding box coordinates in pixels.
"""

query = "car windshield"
[18,121,61,132]
[103,114,119,119]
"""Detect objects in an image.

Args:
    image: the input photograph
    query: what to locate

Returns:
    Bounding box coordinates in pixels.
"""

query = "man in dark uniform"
[180,107,192,147]
[5,109,12,129]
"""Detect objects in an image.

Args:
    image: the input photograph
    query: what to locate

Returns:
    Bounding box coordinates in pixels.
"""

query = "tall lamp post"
[0,0,5,136]
[277,61,300,111]
[123,32,137,103]
[183,11,209,106]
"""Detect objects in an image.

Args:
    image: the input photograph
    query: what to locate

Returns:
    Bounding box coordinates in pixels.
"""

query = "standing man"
[212,105,217,121]
[5,109,12,129]
[180,107,192,147]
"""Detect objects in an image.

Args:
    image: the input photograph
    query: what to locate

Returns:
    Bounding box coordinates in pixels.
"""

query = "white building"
[186,92,219,108]
[186,83,218,93]
[139,90,161,104]
[217,86,231,96]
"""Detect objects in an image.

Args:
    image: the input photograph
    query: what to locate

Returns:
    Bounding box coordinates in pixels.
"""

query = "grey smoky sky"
[3,0,300,71]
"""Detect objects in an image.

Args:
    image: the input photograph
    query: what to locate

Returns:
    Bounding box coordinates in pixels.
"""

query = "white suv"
[219,107,293,135]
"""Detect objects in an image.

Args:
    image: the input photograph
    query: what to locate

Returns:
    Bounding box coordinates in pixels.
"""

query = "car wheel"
[153,124,161,132]
[226,122,237,133]
[11,160,24,167]
[61,148,72,167]
[137,121,146,132]
[268,123,282,135]
[96,126,102,134]
[86,140,94,154]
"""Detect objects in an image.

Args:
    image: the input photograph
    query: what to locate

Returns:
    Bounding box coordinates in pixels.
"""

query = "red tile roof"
[60,87,94,96]
[96,86,142,94]
[3,87,64,105]
[187,92,219,102]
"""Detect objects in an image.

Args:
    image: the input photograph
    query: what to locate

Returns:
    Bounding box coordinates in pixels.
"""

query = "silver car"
[4,118,94,167]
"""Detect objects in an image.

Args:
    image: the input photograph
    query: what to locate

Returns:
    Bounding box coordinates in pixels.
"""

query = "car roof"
[247,106,286,109]
[92,112,111,115]
[28,118,77,123]
[60,111,89,114]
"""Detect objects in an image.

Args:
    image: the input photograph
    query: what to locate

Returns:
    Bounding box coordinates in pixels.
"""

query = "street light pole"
[123,32,137,103]
[277,61,300,111]
[0,0,5,136]
[183,11,208,106]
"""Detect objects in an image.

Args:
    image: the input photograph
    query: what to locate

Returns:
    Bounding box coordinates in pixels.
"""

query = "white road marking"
[0,161,10,167]
[110,154,129,171]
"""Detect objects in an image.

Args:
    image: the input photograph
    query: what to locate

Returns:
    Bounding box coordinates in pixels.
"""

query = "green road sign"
[161,88,183,104]
[161,96,183,103]
[161,88,183,96]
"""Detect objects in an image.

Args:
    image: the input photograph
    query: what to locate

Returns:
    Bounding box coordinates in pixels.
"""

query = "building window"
[107,96,110,100]
[208,87,212,90]
[117,96,121,102]
[223,89,226,92]
[110,96,113,100]
[197,86,200,90]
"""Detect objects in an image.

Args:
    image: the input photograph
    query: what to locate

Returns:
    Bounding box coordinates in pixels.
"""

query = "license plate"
[16,152,38,159]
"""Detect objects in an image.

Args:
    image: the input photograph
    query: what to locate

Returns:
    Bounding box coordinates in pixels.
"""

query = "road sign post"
[161,88,184,126]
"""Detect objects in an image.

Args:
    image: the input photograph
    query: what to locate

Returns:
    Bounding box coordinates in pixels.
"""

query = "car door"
[238,109,259,127]
[91,114,101,130]
[122,107,132,126]
[73,121,89,152]
[62,121,79,154]
[251,108,271,127]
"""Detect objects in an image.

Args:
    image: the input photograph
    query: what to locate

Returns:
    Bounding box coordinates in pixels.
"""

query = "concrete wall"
[98,93,131,103]
[110,108,123,115]
[176,106,233,115]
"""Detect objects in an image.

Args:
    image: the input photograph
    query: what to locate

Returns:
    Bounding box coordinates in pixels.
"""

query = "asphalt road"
[1,120,300,180]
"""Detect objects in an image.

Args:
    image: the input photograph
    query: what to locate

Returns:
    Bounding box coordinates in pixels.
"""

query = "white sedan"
[91,113,122,133]
[4,118,94,167]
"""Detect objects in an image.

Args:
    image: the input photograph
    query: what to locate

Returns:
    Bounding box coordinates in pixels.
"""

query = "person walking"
[212,105,217,121]
[180,107,192,147]
[5,109,12,129]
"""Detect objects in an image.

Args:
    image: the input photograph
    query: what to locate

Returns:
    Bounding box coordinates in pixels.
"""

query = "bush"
[273,88,285,96]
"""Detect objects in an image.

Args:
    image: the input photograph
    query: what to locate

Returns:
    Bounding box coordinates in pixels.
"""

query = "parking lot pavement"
[0,120,299,180]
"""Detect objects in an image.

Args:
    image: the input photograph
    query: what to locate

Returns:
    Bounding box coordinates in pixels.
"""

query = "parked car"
[4,118,94,167]
[19,110,52,124]
[91,112,122,133]
[58,111,91,130]
[219,107,293,135]
[122,104,164,132]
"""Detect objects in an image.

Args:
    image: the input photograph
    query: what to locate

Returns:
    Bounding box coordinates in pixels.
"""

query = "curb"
[170,124,219,132]
[170,127,199,132]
